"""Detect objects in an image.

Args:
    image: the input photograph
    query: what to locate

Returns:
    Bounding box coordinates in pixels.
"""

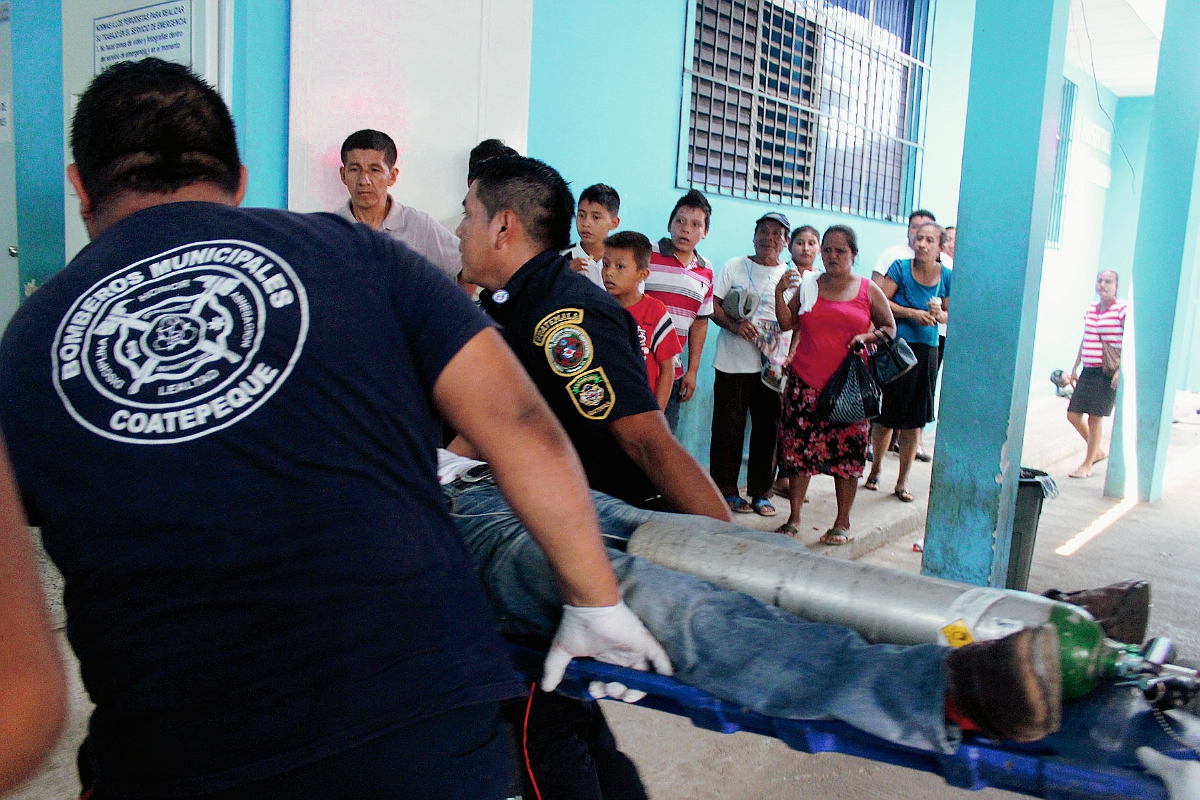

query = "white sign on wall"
[94,1,192,75]
[0,94,11,144]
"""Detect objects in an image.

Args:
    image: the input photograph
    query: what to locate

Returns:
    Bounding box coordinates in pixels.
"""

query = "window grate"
[683,0,932,221]
[1046,79,1076,249]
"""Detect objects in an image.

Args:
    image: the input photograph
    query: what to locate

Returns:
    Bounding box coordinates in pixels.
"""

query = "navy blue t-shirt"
[0,202,521,796]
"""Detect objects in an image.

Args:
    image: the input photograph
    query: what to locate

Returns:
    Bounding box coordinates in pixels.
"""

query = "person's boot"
[945,625,1062,742]
[1043,580,1150,644]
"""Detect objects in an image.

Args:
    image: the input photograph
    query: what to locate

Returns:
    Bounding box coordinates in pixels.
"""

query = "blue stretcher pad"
[509,644,1199,800]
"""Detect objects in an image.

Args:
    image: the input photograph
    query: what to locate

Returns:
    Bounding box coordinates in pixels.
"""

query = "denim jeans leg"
[445,480,953,754]
[608,550,953,752]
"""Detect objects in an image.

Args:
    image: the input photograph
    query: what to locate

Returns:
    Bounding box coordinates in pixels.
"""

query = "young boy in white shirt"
[562,184,621,287]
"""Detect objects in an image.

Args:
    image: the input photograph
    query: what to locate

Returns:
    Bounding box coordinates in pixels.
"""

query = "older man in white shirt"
[334,129,462,280]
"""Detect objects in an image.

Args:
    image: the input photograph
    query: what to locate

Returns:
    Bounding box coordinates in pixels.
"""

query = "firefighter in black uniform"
[453,156,729,800]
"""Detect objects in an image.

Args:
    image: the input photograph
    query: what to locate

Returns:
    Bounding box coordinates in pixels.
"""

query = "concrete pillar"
[10,4,64,294]
[923,0,1070,586]
[1129,0,1200,502]
[1097,96,1153,499]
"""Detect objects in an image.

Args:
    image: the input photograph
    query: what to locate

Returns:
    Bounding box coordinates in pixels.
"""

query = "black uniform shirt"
[482,250,660,505]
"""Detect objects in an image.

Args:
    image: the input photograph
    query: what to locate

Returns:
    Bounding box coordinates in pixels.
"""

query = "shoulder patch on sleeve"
[544,323,594,377]
[533,308,585,346]
[566,368,615,420]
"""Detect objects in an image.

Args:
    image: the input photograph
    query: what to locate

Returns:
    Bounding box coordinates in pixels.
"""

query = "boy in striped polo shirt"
[644,189,715,431]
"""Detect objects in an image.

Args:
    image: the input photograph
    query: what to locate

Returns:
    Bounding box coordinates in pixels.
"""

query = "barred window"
[1045,79,1076,249]
[683,0,933,221]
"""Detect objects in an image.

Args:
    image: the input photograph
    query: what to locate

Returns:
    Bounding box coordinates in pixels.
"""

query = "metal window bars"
[1046,79,1076,249]
[684,0,932,221]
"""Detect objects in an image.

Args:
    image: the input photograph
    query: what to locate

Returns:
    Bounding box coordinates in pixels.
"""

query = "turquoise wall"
[528,0,977,460]
[230,0,290,208]
[1028,61,1123,402]
[10,3,64,294]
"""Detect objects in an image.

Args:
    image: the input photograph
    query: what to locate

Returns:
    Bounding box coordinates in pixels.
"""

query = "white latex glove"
[588,680,647,704]
[541,600,673,703]
[1138,747,1200,800]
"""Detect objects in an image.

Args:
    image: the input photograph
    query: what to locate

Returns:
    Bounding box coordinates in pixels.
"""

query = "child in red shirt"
[602,232,682,410]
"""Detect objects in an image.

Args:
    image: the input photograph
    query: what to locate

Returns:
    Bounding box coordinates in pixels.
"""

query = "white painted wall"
[287,0,532,229]
[60,0,221,261]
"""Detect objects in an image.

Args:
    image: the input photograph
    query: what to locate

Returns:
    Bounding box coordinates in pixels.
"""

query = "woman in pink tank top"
[773,226,896,545]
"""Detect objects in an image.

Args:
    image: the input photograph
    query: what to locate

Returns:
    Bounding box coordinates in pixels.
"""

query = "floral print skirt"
[777,366,871,480]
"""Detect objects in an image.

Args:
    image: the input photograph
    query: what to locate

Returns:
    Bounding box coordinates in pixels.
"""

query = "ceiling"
[1064,0,1163,97]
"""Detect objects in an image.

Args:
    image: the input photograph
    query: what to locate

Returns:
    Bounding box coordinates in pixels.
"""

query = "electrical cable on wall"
[1075,0,1139,195]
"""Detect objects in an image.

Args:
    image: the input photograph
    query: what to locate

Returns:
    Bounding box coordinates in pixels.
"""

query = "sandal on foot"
[775,522,799,536]
[1069,469,1092,479]
[915,449,933,463]
[894,487,914,503]
[726,495,753,513]
[820,528,853,545]
[752,498,778,516]
[863,475,880,491]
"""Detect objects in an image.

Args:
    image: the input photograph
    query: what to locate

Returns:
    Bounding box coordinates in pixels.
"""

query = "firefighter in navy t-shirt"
[0,59,669,799]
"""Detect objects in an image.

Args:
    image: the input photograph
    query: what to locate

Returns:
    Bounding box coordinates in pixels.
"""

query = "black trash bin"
[1005,467,1059,591]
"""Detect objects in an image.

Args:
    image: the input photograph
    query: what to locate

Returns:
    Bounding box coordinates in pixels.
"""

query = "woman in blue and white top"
[865,222,951,503]
[1067,270,1127,479]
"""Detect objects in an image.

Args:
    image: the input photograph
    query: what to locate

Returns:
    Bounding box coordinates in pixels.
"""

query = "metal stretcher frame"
[508,644,1178,800]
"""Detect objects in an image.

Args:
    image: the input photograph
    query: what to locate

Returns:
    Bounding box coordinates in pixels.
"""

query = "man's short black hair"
[909,209,936,223]
[340,130,398,168]
[579,184,620,217]
[471,156,574,252]
[468,139,519,183]
[71,58,242,212]
[669,189,712,229]
[603,231,651,271]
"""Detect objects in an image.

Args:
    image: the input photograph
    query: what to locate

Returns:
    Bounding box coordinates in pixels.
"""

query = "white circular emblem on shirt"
[52,240,309,444]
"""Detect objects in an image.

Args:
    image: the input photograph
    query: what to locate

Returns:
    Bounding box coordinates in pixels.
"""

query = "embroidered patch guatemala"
[532,308,584,346]
[544,324,593,377]
[566,368,614,420]
[52,239,309,444]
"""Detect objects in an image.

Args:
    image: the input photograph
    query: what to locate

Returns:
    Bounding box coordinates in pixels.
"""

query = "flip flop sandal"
[726,495,753,513]
[752,498,778,517]
[820,528,853,545]
[775,522,800,536]
[863,475,880,491]
[894,487,914,503]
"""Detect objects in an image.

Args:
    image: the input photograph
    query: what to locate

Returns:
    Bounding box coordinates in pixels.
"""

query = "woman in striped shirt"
[1067,270,1126,478]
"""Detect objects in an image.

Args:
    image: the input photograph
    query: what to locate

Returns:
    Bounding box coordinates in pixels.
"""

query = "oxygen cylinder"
[626,520,1131,698]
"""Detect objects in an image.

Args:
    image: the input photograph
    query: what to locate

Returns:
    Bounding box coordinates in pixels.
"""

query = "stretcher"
[509,643,1199,800]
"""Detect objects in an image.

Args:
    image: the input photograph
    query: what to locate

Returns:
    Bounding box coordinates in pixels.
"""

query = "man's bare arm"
[609,411,731,521]
[433,329,618,607]
[0,436,66,794]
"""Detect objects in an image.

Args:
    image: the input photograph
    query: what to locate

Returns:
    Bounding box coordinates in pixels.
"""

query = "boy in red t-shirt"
[601,231,683,410]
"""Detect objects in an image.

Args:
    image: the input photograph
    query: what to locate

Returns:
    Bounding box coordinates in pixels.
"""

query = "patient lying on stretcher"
[438,448,1060,750]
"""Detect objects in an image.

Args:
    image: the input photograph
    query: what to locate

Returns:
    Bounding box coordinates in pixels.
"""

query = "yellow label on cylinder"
[942,620,975,648]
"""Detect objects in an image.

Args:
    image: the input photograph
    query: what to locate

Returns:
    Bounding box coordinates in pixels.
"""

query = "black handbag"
[817,351,881,424]
[870,328,918,385]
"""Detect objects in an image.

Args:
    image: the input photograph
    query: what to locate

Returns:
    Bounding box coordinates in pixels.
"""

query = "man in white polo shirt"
[334,129,462,281]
